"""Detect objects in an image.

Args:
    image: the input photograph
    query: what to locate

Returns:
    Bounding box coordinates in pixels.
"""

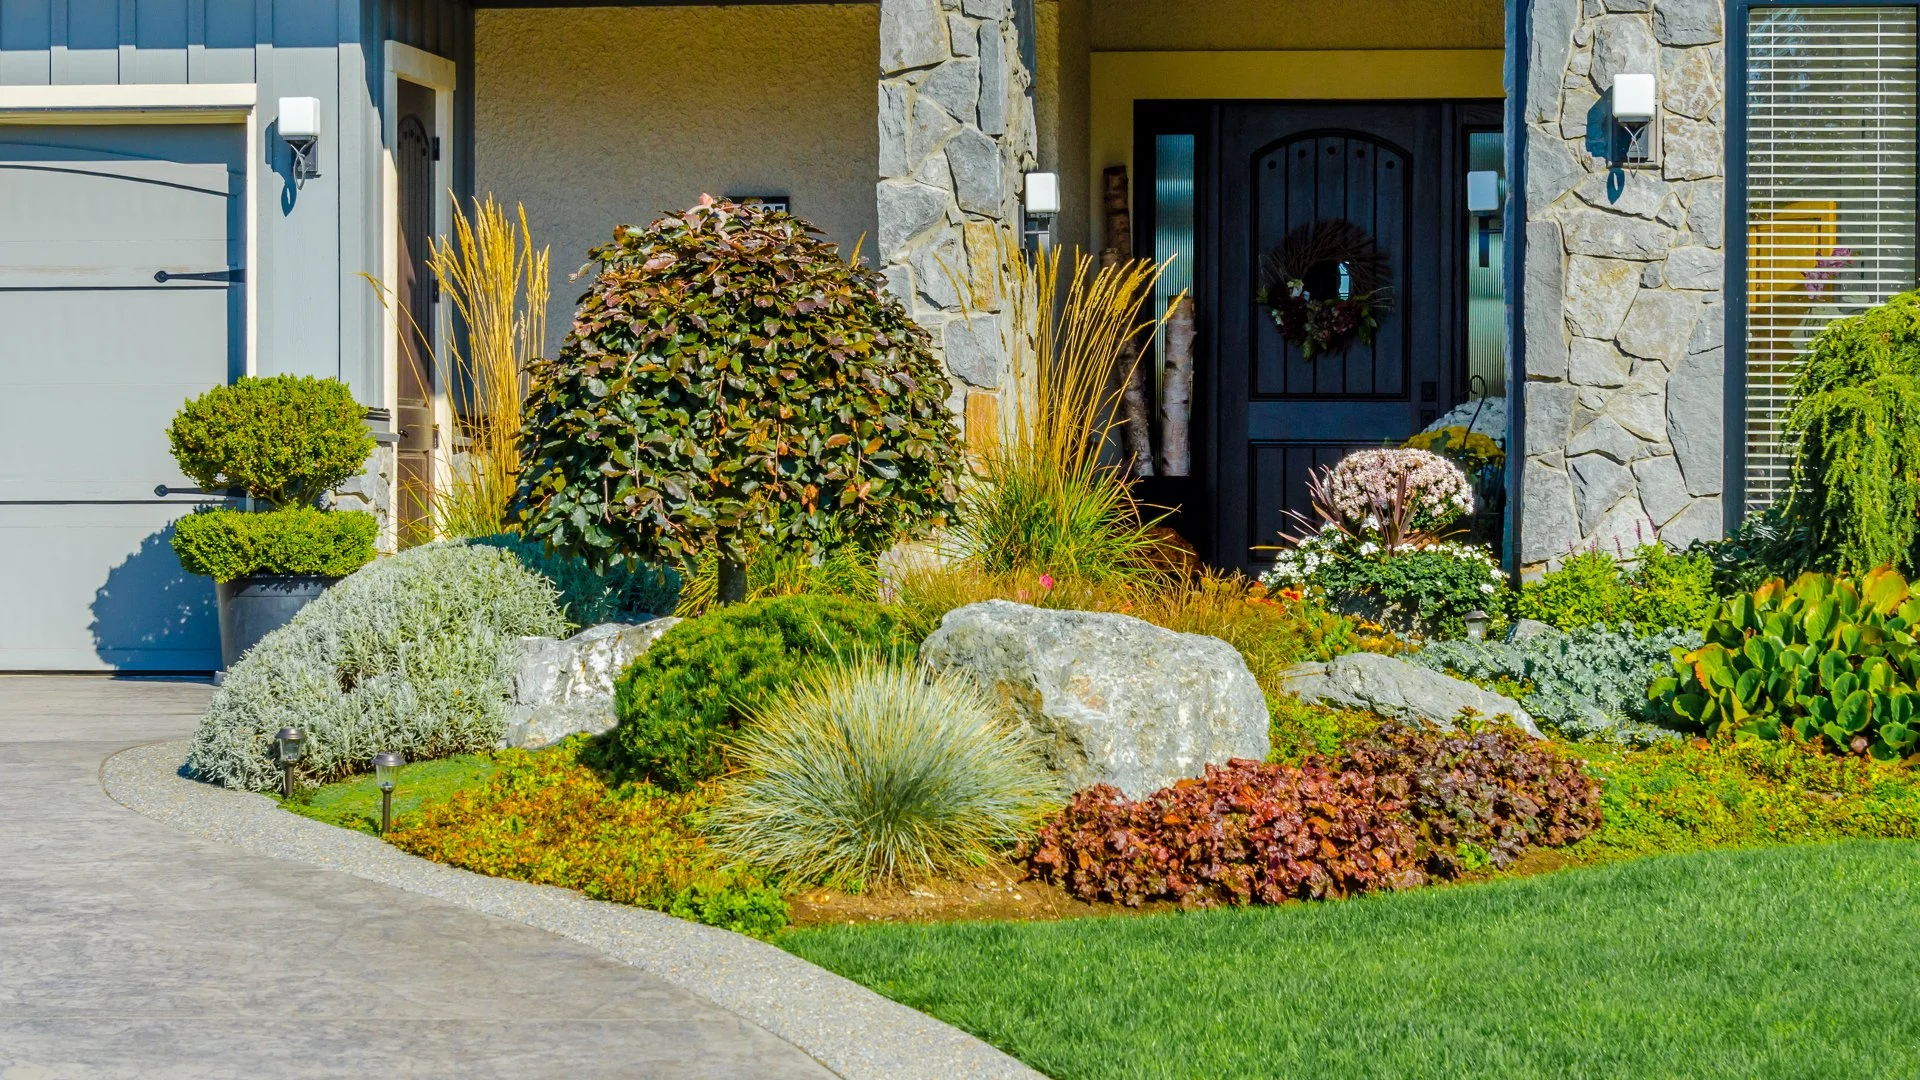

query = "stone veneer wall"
[876,0,1039,441]
[1521,0,1728,569]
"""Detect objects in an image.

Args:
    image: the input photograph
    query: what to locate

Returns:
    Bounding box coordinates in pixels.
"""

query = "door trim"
[381,41,459,505]
[0,82,259,379]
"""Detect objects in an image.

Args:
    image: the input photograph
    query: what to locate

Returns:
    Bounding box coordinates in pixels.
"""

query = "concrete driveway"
[0,676,835,1079]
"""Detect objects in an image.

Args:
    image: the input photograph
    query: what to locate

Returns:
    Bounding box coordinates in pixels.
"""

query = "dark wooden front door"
[1213,103,1464,571]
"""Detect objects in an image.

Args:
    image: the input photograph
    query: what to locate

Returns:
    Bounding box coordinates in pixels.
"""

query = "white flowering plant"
[1263,525,1508,640]
[1319,448,1475,539]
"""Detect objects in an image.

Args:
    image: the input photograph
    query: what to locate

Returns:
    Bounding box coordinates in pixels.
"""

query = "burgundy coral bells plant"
[1024,758,1423,908]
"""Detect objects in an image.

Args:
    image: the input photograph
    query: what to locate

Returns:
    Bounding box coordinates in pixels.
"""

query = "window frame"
[1726,0,1920,531]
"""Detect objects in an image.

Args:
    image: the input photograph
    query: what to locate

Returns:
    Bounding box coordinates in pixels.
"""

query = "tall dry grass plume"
[951,239,1182,584]
[426,198,550,539]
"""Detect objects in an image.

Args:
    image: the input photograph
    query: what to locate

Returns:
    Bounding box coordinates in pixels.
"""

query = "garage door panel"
[0,123,241,671]
[0,503,220,671]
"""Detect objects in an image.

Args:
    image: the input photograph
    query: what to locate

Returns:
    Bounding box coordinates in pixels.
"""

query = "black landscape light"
[275,727,306,799]
[372,751,406,834]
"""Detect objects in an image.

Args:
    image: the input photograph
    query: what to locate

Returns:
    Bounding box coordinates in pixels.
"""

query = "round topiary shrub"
[514,197,964,600]
[167,375,374,508]
[605,594,916,789]
[707,658,1058,885]
[188,542,568,791]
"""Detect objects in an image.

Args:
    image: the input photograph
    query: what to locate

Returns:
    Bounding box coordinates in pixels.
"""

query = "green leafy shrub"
[1264,527,1507,639]
[604,594,916,789]
[1516,543,1716,632]
[167,375,373,508]
[188,542,568,791]
[1415,624,1702,744]
[1266,693,1385,765]
[1691,501,1813,596]
[515,198,962,592]
[171,507,377,582]
[1656,569,1920,759]
[1342,727,1601,877]
[707,659,1059,886]
[386,740,787,938]
[473,532,681,625]
[674,538,880,617]
[1024,757,1422,907]
[1575,736,1920,858]
[1783,289,1920,574]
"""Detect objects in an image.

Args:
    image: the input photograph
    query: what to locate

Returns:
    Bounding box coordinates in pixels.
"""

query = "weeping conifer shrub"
[950,243,1178,584]
[706,659,1060,886]
[1785,290,1920,574]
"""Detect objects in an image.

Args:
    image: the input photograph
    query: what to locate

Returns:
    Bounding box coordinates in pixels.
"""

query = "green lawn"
[783,841,1920,1079]
[282,753,496,834]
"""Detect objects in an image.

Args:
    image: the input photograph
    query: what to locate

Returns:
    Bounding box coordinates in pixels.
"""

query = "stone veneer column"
[876,0,1038,442]
[1521,0,1728,570]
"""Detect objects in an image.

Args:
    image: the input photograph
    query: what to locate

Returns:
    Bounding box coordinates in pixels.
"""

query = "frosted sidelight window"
[1745,6,1918,511]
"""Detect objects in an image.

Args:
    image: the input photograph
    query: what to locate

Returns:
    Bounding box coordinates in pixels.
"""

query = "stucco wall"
[1089,0,1502,52]
[474,6,880,357]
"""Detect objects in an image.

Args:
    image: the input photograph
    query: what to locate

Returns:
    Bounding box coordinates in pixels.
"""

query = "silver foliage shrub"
[1414,624,1704,746]
[188,542,568,791]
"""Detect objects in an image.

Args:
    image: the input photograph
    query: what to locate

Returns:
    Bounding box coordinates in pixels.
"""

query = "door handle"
[154,268,245,284]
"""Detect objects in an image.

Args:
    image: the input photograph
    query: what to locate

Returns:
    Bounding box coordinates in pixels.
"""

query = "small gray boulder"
[918,600,1269,798]
[1280,651,1543,738]
[510,619,680,749]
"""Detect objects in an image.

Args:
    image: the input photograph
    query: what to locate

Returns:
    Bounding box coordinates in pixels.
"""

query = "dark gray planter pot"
[215,574,336,670]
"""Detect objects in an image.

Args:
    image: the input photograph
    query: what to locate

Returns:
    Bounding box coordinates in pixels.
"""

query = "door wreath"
[1256,219,1393,360]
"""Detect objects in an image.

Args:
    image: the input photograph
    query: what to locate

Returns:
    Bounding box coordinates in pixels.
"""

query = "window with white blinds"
[1745,6,1919,511]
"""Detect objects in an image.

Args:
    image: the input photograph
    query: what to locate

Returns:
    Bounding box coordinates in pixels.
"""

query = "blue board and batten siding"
[0,0,474,407]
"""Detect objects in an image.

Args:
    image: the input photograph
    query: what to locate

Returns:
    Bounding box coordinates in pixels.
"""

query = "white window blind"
[1745,5,1919,511]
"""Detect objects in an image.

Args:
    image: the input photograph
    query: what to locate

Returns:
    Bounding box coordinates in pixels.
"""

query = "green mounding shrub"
[188,543,568,791]
[603,594,916,790]
[1415,623,1702,745]
[472,532,681,625]
[1655,568,1920,759]
[167,375,374,508]
[515,198,962,596]
[1299,539,1508,640]
[1266,693,1385,765]
[1516,543,1716,632]
[706,659,1059,886]
[171,507,377,583]
[1784,289,1920,575]
[385,739,788,938]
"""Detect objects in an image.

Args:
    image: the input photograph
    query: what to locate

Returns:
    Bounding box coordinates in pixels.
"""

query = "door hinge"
[430,277,441,304]
[432,136,442,162]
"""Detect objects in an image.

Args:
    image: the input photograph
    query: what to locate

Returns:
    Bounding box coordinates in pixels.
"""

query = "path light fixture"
[1464,609,1492,642]
[274,727,305,800]
[371,751,406,835]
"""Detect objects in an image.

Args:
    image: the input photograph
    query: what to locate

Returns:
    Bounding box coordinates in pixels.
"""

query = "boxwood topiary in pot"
[165,375,377,668]
[513,197,963,604]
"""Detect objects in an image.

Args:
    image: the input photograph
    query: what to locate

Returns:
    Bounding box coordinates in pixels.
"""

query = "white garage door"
[0,124,244,672]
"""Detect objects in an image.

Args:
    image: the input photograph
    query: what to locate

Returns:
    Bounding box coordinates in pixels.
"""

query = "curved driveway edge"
[104,740,1044,1080]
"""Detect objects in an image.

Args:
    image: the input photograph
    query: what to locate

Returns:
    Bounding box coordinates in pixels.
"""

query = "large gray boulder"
[918,600,1269,798]
[509,619,680,749]
[1280,652,1543,738]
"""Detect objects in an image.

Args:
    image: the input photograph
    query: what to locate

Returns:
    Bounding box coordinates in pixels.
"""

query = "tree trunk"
[1102,168,1155,478]
[1160,297,1195,477]
[716,555,748,606]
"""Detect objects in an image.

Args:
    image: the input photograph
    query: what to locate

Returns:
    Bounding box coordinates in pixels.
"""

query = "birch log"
[1103,167,1155,477]
[1160,296,1195,477]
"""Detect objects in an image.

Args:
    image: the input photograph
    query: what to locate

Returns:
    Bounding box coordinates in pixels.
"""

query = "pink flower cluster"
[1323,448,1474,531]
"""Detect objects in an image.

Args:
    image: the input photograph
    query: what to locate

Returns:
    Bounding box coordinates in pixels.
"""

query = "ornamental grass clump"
[707,659,1059,886]
[515,197,962,603]
[188,542,568,791]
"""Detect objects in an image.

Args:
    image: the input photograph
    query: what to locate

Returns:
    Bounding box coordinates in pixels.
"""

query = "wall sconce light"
[1023,171,1060,252]
[1611,74,1657,165]
[1465,170,1503,268]
[278,96,323,182]
[275,727,305,800]
[371,751,406,834]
